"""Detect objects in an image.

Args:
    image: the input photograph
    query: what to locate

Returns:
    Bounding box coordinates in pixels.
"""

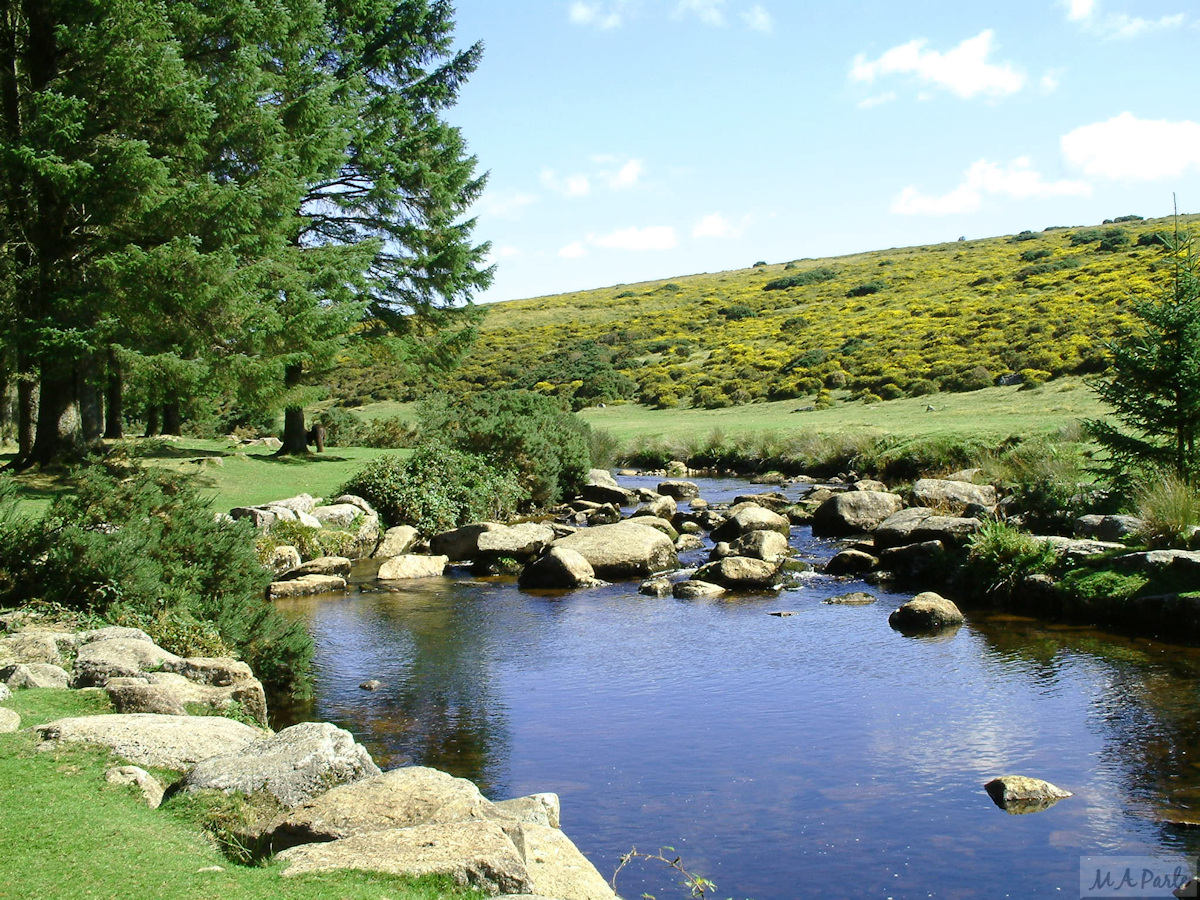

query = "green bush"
[1020,248,1052,262]
[762,267,836,291]
[419,390,592,508]
[966,521,1058,597]
[0,467,312,699]
[339,446,522,533]
[846,280,886,297]
[357,415,420,449]
[719,303,756,320]
[313,406,362,446]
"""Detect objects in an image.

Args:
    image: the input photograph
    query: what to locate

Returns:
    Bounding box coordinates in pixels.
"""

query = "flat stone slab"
[277,820,532,894]
[268,574,347,599]
[35,714,263,770]
[377,555,449,580]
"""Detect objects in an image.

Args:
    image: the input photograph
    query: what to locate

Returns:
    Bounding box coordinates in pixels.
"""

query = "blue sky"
[446,0,1200,303]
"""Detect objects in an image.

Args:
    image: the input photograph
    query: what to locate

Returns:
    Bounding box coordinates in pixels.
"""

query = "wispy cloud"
[540,169,591,198]
[857,91,898,109]
[851,30,1025,100]
[675,0,726,26]
[568,1,631,30]
[478,190,538,219]
[892,157,1091,216]
[1063,0,1187,38]
[693,212,752,239]
[558,225,679,258]
[543,157,645,197]
[742,4,772,32]
[1061,112,1200,181]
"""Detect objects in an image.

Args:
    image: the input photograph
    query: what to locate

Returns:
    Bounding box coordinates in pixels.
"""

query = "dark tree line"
[0,0,491,467]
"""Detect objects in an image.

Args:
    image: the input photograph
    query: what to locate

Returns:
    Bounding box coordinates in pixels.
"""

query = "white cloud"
[593,225,678,250]
[606,159,644,189]
[675,0,725,27]
[493,245,524,259]
[850,30,1026,100]
[540,168,592,198]
[568,1,628,29]
[742,5,772,32]
[892,157,1091,216]
[1061,112,1200,181]
[1039,70,1062,94]
[1063,0,1187,38]
[559,241,588,259]
[857,91,898,109]
[692,212,752,239]
[479,190,538,219]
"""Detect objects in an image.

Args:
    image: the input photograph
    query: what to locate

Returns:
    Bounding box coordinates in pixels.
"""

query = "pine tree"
[1088,222,1200,484]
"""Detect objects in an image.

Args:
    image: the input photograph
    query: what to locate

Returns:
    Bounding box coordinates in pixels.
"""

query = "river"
[275,475,1200,899]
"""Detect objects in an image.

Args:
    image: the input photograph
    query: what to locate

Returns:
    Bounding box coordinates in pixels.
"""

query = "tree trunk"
[277,363,309,454]
[104,346,123,439]
[162,400,182,436]
[143,404,160,438]
[26,367,79,466]
[77,354,103,444]
[17,371,35,460]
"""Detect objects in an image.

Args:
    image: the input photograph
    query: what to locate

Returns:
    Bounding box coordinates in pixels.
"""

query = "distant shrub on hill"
[1010,230,1039,242]
[763,267,836,291]
[846,280,886,297]
[1070,229,1103,246]
[1015,257,1082,281]
[1097,228,1130,252]
[1020,248,1052,262]
[719,303,756,320]
[1137,232,1169,248]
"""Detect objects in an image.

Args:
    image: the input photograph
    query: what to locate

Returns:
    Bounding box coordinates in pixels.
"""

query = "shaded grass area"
[0,689,475,900]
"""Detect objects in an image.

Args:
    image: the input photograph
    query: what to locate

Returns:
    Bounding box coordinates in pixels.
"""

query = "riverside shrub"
[419,390,592,508]
[339,446,522,533]
[0,467,312,698]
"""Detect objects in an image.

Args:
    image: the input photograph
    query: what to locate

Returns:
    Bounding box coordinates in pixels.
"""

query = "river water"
[275,476,1200,899]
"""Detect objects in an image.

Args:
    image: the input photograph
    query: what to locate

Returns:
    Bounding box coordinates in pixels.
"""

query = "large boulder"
[277,820,531,893]
[824,549,879,576]
[430,523,506,561]
[267,574,347,599]
[731,530,790,564]
[657,480,699,500]
[1075,514,1144,542]
[811,491,904,537]
[107,670,268,725]
[311,504,363,529]
[73,637,183,687]
[710,506,791,543]
[0,629,75,667]
[694,556,780,590]
[910,479,996,515]
[580,483,636,507]
[888,591,965,633]
[260,765,507,852]
[911,516,983,547]
[269,493,317,513]
[878,541,947,579]
[377,555,448,580]
[477,523,557,561]
[984,775,1072,814]
[265,545,302,576]
[518,548,602,590]
[519,822,618,900]
[872,508,935,549]
[495,793,561,829]
[634,495,677,520]
[587,468,619,489]
[105,765,164,808]
[179,721,380,808]
[373,526,419,558]
[1,662,71,689]
[552,522,678,579]
[35,713,262,770]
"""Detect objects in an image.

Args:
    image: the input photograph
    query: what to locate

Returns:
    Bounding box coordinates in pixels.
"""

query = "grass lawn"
[0,688,474,900]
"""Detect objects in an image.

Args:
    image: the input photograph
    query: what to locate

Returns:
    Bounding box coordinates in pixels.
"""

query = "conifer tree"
[1088,222,1200,484]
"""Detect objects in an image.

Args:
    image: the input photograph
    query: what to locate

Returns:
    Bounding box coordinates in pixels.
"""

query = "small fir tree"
[1088,220,1200,484]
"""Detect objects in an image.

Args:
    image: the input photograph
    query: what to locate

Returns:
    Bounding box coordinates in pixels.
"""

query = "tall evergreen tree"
[1088,224,1200,484]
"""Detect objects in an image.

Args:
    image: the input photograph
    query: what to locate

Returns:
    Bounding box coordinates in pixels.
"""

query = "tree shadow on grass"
[259,453,354,466]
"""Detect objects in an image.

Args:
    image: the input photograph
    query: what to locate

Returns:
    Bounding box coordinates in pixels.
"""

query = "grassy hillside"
[360,213,1194,412]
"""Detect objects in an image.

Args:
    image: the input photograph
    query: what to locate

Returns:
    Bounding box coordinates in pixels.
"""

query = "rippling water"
[275,477,1200,899]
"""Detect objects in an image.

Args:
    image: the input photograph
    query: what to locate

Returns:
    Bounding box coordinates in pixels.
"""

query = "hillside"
[333,213,1197,410]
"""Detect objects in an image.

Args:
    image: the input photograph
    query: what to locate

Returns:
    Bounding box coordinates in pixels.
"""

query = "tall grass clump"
[1136,473,1200,548]
[980,438,1098,533]
[0,466,312,699]
[965,520,1058,597]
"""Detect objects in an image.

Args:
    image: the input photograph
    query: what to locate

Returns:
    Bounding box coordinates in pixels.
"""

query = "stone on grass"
[105,765,164,808]
[0,706,19,733]
[73,637,183,687]
[267,574,347,599]
[888,592,965,633]
[0,683,11,703]
[35,714,262,770]
[519,548,601,590]
[377,555,448,580]
[277,820,531,894]
[984,775,1072,814]
[180,721,380,808]
[2,662,72,689]
[261,765,505,851]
